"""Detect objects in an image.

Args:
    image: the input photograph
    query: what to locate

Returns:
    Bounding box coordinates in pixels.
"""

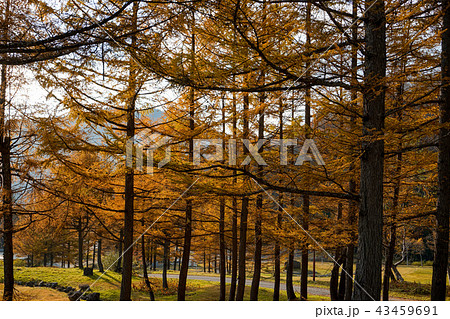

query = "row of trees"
[1,0,449,301]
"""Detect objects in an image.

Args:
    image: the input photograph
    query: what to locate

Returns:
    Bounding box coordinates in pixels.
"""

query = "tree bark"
[119,2,138,301]
[0,0,12,302]
[163,237,169,289]
[431,0,450,301]
[228,90,238,301]
[274,101,284,301]
[1,136,13,301]
[344,0,359,302]
[353,0,386,301]
[286,245,297,300]
[177,10,195,301]
[203,250,206,272]
[85,238,90,269]
[68,242,70,268]
[98,240,104,273]
[178,198,192,300]
[116,229,124,273]
[141,233,155,301]
[92,242,96,270]
[78,218,83,270]
[286,196,297,300]
[174,242,178,271]
[236,89,250,301]
[300,1,312,301]
[330,203,344,301]
[214,252,217,274]
[330,252,343,301]
[250,96,265,301]
[273,194,282,301]
[236,196,249,301]
[152,244,157,271]
[229,196,238,301]
[219,196,226,300]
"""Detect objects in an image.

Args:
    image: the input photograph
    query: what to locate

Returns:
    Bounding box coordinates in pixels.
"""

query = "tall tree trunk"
[274,101,284,301]
[286,245,297,300]
[1,135,13,300]
[163,238,169,289]
[273,199,282,301]
[119,2,138,301]
[431,0,450,301]
[353,0,386,301]
[0,0,12,302]
[383,87,403,301]
[330,204,344,300]
[214,253,217,273]
[228,90,239,301]
[208,253,211,273]
[344,0,359,301]
[77,218,83,270]
[85,239,90,268]
[236,87,250,301]
[178,198,192,300]
[250,92,265,301]
[300,1,312,301]
[219,197,226,300]
[92,242,96,269]
[285,196,296,300]
[174,242,178,271]
[152,244,157,271]
[67,242,70,268]
[236,197,249,301]
[229,196,239,300]
[98,240,104,273]
[141,233,155,301]
[177,9,195,301]
[116,229,124,273]
[148,241,153,270]
[203,249,206,272]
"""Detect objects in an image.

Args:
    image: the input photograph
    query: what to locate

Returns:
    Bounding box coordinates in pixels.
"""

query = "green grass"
[0,266,143,301]
[163,262,449,300]
[0,266,329,301]
[0,262,445,300]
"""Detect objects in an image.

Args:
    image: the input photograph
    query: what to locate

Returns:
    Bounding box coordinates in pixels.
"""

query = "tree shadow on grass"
[87,271,121,285]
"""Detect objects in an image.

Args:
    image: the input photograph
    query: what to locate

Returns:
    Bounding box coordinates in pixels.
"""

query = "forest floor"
[0,266,328,301]
[152,261,445,301]
[0,262,446,301]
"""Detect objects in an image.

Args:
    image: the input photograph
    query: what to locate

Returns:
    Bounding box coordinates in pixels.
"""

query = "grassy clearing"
[158,262,449,300]
[0,266,329,301]
[0,262,444,300]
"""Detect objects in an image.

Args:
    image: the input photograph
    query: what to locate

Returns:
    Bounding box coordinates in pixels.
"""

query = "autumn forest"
[0,0,449,303]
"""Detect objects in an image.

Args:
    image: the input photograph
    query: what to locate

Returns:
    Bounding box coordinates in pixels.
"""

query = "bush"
[101,252,120,271]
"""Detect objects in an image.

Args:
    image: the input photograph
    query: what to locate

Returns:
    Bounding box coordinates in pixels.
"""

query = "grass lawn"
[160,261,449,300]
[0,262,446,301]
[0,266,329,301]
